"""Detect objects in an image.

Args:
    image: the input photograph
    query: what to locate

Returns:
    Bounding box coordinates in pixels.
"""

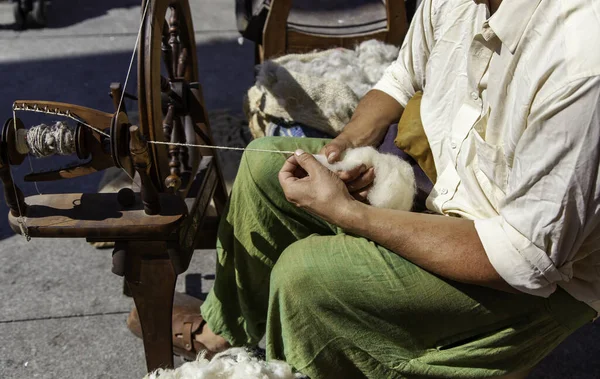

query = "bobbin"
[2,117,90,163]
[5,101,119,181]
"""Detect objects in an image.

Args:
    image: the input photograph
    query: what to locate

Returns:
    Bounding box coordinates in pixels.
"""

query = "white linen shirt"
[374,0,600,312]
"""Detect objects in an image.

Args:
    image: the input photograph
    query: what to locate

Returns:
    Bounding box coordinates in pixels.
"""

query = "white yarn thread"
[26,122,77,157]
[147,140,296,155]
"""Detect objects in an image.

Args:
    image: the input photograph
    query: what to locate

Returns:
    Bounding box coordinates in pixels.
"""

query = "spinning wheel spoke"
[161,22,175,80]
[168,5,181,79]
[177,47,188,78]
[160,75,170,93]
[178,116,191,172]
[163,104,174,142]
[169,116,182,177]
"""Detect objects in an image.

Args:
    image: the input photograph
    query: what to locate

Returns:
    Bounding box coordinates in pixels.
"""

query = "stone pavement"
[0,1,599,378]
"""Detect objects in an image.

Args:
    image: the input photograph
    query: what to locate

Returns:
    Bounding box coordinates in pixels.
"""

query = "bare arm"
[321,90,405,161]
[339,202,517,293]
[280,151,517,294]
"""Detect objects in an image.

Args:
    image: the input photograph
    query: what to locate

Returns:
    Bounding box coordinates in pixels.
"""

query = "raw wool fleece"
[315,146,416,211]
[245,40,400,138]
[143,348,304,379]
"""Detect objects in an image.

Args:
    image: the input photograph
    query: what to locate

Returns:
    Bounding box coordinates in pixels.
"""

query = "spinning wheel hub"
[110,111,135,180]
[161,79,190,114]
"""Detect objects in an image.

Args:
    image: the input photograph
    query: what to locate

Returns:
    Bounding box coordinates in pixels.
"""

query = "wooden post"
[385,0,409,47]
[262,0,292,61]
[129,125,161,215]
[123,241,177,371]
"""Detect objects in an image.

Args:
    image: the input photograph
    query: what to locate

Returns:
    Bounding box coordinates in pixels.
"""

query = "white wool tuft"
[246,40,400,138]
[144,348,303,379]
[315,147,416,211]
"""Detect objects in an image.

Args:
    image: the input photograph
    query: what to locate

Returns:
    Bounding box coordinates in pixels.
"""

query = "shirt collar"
[487,0,543,54]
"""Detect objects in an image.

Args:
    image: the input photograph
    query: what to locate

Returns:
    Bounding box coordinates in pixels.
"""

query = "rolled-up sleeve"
[373,0,436,107]
[474,76,600,297]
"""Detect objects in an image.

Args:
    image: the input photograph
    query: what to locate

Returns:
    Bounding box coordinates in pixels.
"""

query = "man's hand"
[319,134,354,164]
[319,134,376,202]
[336,164,375,203]
[278,150,355,224]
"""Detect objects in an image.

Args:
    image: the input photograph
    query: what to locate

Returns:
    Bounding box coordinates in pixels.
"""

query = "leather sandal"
[126,292,209,361]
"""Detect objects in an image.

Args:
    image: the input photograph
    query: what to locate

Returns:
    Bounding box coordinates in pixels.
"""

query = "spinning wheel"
[0,0,227,372]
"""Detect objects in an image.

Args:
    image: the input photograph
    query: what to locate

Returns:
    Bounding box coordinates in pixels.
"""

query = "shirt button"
[450,141,457,149]
[440,188,448,195]
[470,91,479,101]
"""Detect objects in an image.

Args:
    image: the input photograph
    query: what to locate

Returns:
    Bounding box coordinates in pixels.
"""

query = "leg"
[200,136,335,346]
[267,234,595,378]
[124,241,176,371]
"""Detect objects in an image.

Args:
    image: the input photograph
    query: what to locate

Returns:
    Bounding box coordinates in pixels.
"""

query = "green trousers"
[200,137,595,378]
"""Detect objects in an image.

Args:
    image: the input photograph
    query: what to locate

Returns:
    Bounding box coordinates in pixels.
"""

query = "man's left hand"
[278,149,355,224]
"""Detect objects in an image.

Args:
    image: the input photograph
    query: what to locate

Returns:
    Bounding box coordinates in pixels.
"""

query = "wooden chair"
[256,0,409,62]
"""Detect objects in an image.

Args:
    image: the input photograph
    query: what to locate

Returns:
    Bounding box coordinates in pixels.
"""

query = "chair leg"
[123,242,177,372]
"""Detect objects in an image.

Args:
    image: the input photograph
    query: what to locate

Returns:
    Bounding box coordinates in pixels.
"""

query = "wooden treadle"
[8,193,187,240]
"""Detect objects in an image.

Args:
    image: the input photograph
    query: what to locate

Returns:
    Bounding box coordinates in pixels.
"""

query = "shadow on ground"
[47,0,140,29]
[1,0,140,30]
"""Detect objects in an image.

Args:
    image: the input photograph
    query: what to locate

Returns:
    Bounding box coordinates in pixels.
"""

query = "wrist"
[335,198,369,232]
[342,120,390,148]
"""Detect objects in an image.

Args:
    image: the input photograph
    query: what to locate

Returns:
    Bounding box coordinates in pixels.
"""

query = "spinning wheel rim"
[138,0,199,194]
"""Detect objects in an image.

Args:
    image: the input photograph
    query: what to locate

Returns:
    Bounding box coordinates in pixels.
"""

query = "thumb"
[321,142,345,163]
[294,149,327,176]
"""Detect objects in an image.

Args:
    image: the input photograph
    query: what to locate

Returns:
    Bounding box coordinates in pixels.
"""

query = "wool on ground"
[144,348,304,379]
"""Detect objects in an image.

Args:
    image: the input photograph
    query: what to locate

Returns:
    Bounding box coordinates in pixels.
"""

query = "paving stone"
[0,233,215,321]
[0,313,147,379]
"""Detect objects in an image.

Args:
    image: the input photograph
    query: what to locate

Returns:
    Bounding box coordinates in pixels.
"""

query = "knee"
[240,137,287,189]
[270,237,332,305]
[246,136,281,150]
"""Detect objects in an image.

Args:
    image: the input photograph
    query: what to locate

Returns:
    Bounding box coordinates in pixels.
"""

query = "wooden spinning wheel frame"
[139,0,198,194]
[0,0,228,372]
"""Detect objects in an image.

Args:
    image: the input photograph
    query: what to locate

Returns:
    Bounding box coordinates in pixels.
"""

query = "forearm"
[340,90,405,147]
[337,201,517,293]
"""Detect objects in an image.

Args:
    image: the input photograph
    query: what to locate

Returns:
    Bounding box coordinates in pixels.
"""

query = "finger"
[338,164,366,182]
[320,142,345,163]
[294,149,329,176]
[347,167,375,192]
[279,158,307,203]
[278,155,300,182]
[352,188,370,203]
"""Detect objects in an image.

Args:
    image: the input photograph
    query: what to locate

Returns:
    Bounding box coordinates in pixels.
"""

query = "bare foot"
[195,322,230,354]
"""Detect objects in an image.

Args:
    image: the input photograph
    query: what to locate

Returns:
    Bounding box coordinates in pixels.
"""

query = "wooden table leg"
[123,241,177,372]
